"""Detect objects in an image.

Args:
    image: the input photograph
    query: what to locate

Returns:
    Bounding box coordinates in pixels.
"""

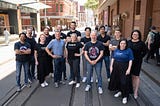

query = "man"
[25,27,37,82]
[53,25,67,81]
[84,31,104,94]
[145,26,160,64]
[80,27,91,83]
[97,25,111,82]
[67,21,81,42]
[14,32,31,92]
[45,31,66,88]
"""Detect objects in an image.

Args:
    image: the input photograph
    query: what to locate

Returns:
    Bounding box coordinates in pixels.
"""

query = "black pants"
[68,58,80,83]
[28,56,35,81]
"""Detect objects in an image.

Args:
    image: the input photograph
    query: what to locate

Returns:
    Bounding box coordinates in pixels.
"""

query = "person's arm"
[84,51,92,63]
[21,48,31,54]
[148,34,151,50]
[110,58,114,73]
[126,60,132,75]
[103,40,110,47]
[109,44,117,51]
[34,50,38,65]
[94,50,104,63]
[45,47,53,57]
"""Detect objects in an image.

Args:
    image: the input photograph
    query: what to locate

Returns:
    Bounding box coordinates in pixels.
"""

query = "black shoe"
[64,77,67,80]
[156,62,160,66]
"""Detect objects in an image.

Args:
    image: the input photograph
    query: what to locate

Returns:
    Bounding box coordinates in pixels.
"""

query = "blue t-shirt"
[113,48,134,62]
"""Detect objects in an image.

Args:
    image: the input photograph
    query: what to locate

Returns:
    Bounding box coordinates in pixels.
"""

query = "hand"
[125,69,130,75]
[35,61,38,65]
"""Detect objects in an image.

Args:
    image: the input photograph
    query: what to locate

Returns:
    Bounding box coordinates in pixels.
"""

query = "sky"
[74,0,87,5]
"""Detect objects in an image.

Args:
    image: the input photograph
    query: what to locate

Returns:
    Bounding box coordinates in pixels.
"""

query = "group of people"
[15,21,157,104]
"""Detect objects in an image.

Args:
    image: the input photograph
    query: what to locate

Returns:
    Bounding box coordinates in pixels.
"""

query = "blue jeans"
[53,58,65,82]
[86,60,103,87]
[103,56,110,78]
[16,61,29,87]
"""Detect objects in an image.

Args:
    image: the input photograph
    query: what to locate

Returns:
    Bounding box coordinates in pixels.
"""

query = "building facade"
[98,0,160,40]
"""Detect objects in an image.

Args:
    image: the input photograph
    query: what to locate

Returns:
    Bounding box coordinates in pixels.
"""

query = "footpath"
[0,37,160,106]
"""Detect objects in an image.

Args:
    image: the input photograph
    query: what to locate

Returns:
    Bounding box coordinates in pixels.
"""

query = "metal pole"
[44,0,47,26]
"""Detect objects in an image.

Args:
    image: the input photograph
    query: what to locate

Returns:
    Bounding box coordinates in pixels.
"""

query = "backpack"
[152,32,160,47]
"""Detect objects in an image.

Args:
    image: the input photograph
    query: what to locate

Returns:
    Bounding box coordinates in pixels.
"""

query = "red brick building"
[98,0,160,40]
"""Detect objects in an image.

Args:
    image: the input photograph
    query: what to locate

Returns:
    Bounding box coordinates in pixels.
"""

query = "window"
[135,0,141,15]
[56,4,59,12]
[60,4,63,12]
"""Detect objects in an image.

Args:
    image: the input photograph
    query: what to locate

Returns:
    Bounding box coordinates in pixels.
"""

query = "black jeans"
[68,58,80,83]
[28,55,35,81]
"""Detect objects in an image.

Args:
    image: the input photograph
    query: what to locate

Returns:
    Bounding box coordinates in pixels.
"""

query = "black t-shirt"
[84,41,104,61]
[14,41,31,62]
[97,34,110,56]
[45,35,53,45]
[80,37,91,44]
[25,37,36,56]
[67,30,81,37]
[66,42,83,60]
[52,32,67,39]
[35,43,48,58]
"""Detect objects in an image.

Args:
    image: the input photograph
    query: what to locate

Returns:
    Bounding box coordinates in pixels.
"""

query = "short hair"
[130,30,142,41]
[99,25,105,30]
[85,27,91,32]
[117,38,128,50]
[115,27,121,32]
[71,21,76,25]
[19,32,27,38]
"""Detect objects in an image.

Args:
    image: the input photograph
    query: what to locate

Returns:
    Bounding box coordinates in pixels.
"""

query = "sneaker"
[122,97,127,104]
[107,78,110,82]
[28,79,32,84]
[82,77,87,83]
[55,82,59,88]
[134,95,138,99]
[41,83,45,88]
[96,79,98,83]
[98,87,103,94]
[144,59,148,63]
[68,81,76,85]
[17,87,21,92]
[60,81,66,85]
[85,85,91,92]
[114,91,122,97]
[90,77,93,83]
[24,84,31,88]
[75,83,80,88]
[44,81,48,86]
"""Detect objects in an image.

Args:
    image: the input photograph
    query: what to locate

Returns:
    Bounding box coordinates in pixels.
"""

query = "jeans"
[103,56,110,78]
[86,60,103,87]
[16,61,29,87]
[28,56,35,81]
[53,57,65,82]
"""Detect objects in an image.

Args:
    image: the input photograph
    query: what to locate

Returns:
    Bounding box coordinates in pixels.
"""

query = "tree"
[84,0,99,25]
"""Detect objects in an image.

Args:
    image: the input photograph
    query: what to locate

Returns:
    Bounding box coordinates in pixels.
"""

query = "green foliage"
[84,0,99,10]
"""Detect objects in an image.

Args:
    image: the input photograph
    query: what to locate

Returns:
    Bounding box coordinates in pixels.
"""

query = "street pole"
[44,0,48,26]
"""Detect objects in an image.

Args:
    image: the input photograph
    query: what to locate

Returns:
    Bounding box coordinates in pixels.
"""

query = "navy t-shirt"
[66,42,83,59]
[14,41,31,62]
[113,48,134,62]
[84,41,104,61]
[97,34,110,56]
[67,30,81,37]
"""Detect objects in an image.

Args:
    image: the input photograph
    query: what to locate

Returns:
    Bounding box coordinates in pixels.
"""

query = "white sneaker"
[82,77,87,83]
[85,85,91,91]
[122,97,127,104]
[75,83,80,88]
[107,78,110,82]
[114,91,122,97]
[90,77,93,83]
[44,81,48,86]
[96,79,98,83]
[41,83,45,88]
[68,81,76,85]
[98,87,103,94]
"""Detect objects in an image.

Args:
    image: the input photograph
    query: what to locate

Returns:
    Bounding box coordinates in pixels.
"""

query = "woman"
[66,33,83,88]
[128,30,147,99]
[108,39,134,104]
[34,34,49,88]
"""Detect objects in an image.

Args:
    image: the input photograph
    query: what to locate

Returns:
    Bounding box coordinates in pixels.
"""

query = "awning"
[1,0,51,10]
